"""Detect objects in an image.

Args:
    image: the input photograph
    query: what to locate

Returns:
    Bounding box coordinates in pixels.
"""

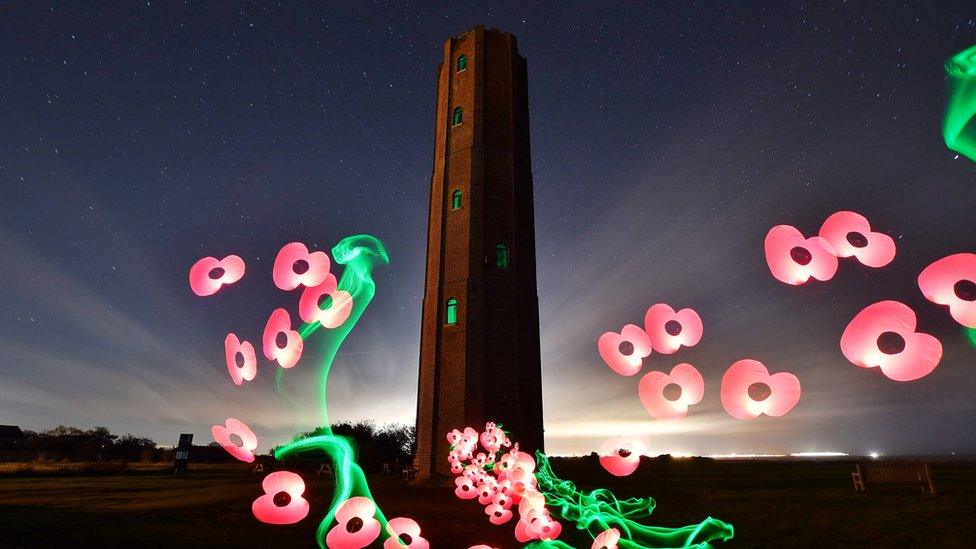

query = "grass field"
[1,458,974,548]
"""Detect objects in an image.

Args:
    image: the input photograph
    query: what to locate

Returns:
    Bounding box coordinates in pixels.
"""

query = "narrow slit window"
[457,55,468,72]
[452,107,463,126]
[495,243,509,268]
[446,298,458,325]
[451,189,462,210]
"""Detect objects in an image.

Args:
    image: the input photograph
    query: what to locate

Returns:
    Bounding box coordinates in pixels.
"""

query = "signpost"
[174,433,192,474]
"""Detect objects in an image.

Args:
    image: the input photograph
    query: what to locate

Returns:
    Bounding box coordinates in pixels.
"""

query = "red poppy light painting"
[720,359,801,419]
[764,225,838,285]
[262,308,304,369]
[638,363,705,420]
[592,528,621,549]
[188,254,245,296]
[251,471,310,525]
[643,304,703,354]
[840,300,942,381]
[598,436,644,477]
[211,417,258,463]
[918,253,976,328]
[272,242,331,291]
[598,324,652,376]
[298,273,354,328]
[325,496,381,549]
[383,517,429,549]
[223,333,257,385]
[818,211,896,268]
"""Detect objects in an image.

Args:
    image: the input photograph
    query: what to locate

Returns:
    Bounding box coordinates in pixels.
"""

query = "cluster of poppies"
[764,211,896,285]
[597,300,804,475]
[765,211,976,382]
[189,242,360,531]
[448,423,624,548]
[447,423,568,544]
[189,242,353,385]
[600,301,797,423]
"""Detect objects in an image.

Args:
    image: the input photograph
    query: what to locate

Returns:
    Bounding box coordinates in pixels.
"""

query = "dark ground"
[1,458,974,548]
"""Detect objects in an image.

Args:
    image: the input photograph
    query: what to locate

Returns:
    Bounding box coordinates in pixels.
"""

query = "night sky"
[3,1,976,457]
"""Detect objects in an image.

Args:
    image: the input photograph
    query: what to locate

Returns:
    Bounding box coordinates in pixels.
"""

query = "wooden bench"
[852,462,936,494]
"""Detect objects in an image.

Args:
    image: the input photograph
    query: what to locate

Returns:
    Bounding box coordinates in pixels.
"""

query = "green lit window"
[451,189,462,210]
[495,243,509,268]
[452,107,463,126]
[446,298,458,325]
[457,55,468,72]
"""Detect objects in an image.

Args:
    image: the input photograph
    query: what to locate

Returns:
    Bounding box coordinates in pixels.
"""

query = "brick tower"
[413,26,544,481]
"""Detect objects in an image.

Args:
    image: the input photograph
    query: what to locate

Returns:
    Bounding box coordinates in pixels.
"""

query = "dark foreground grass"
[1,458,974,548]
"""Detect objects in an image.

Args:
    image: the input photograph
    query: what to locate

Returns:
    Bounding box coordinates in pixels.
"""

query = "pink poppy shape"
[224,333,257,386]
[262,308,304,369]
[720,359,801,419]
[455,476,478,500]
[764,225,838,285]
[463,464,485,482]
[251,471,310,525]
[273,242,330,291]
[299,274,354,329]
[643,304,703,354]
[819,211,896,268]
[517,489,545,514]
[447,427,478,448]
[471,452,492,469]
[492,491,513,510]
[840,301,943,381]
[188,254,245,296]
[480,422,511,453]
[592,528,621,549]
[521,509,561,541]
[383,517,429,549]
[511,477,538,503]
[326,496,381,549]
[598,437,644,477]
[918,253,976,328]
[598,324,652,376]
[477,477,499,505]
[485,503,513,525]
[211,418,258,463]
[638,363,705,420]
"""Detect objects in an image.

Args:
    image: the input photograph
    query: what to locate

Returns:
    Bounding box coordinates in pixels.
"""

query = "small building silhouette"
[0,425,26,449]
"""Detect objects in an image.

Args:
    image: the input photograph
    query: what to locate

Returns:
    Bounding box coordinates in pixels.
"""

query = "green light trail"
[531,452,734,548]
[944,44,976,163]
[273,234,391,549]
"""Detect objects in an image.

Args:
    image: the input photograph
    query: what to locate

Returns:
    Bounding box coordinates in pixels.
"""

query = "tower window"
[457,55,468,72]
[446,298,458,325]
[495,243,509,268]
[452,107,463,126]
[451,189,462,210]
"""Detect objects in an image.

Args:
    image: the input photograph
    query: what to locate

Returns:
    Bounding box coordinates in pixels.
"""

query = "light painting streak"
[273,234,392,548]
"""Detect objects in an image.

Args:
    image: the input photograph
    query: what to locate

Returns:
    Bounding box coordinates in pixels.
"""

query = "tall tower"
[414,26,544,480]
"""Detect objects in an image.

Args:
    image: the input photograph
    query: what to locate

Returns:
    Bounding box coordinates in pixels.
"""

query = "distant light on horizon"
[869,451,880,459]
[707,453,787,459]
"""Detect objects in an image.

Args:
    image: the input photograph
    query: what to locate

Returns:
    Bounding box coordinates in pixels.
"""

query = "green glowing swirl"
[944,44,976,163]
[531,452,734,548]
[965,326,976,349]
[274,234,390,549]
